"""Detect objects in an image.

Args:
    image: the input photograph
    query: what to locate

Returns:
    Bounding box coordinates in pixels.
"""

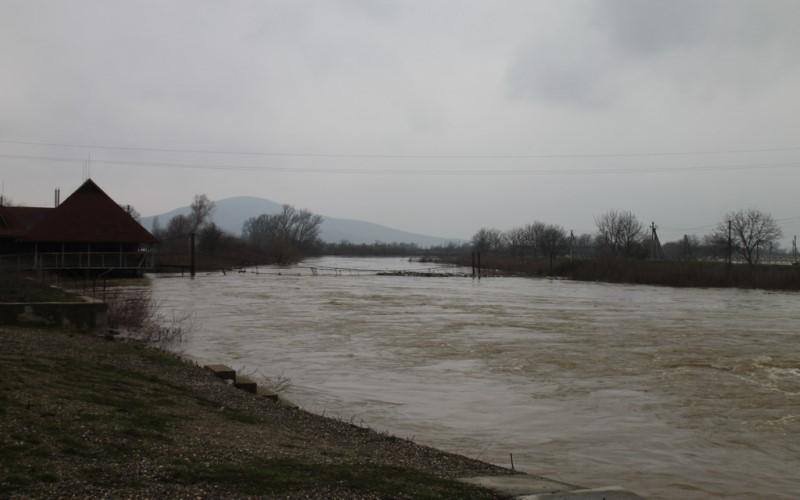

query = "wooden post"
[477,251,481,280]
[190,232,196,279]
[471,251,476,279]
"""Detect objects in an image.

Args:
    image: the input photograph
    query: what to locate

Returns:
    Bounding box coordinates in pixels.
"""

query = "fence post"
[190,232,196,279]
[471,251,476,279]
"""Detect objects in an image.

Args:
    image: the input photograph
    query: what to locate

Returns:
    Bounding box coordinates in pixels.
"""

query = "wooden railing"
[0,251,153,271]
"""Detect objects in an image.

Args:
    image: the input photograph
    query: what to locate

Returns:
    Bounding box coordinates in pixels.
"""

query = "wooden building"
[0,179,157,274]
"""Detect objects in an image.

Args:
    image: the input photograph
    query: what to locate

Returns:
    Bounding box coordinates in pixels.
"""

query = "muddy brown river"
[146,257,800,499]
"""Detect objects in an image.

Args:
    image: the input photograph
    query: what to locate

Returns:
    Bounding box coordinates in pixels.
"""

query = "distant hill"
[141,196,462,247]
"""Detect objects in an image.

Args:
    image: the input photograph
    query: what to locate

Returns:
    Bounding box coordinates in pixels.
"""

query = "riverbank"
[0,326,516,498]
[446,254,800,290]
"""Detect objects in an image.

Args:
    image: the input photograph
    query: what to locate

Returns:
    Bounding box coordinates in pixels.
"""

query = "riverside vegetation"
[149,194,799,290]
[449,254,800,290]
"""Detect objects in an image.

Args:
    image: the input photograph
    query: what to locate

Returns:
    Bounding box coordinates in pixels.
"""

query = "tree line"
[151,195,324,267]
[469,208,788,266]
[149,195,791,270]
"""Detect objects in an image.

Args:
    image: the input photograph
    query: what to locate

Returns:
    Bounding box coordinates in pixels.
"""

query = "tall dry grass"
[104,287,192,348]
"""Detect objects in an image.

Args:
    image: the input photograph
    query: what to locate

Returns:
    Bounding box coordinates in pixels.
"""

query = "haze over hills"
[140,196,463,247]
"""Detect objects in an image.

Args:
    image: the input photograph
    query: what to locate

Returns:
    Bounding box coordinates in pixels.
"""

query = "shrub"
[105,287,192,348]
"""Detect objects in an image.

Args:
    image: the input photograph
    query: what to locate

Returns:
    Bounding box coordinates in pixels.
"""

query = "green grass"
[0,273,82,302]
[0,342,188,494]
[0,329,503,498]
[170,460,497,499]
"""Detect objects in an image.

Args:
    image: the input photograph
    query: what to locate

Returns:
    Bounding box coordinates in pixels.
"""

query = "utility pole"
[649,222,663,260]
[727,220,733,266]
[793,235,798,263]
[190,232,196,279]
[684,234,690,260]
[471,251,476,279]
[650,222,656,259]
[569,230,575,260]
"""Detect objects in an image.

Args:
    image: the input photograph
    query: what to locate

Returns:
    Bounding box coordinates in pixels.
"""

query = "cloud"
[594,0,714,56]
[1,1,800,241]
[506,0,800,107]
[506,34,619,107]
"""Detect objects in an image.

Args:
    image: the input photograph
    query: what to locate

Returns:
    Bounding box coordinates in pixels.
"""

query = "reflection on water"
[146,257,800,499]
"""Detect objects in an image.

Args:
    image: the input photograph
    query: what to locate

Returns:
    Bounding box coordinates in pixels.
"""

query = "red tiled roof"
[20,179,157,244]
[0,206,52,238]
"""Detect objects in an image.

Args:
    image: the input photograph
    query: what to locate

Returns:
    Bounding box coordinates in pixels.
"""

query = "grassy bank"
[0,273,83,303]
[0,326,508,498]
[451,254,800,290]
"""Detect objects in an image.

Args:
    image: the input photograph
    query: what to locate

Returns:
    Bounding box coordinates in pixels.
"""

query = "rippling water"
[146,257,800,499]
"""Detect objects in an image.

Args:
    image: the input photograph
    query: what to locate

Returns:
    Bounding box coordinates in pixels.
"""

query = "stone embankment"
[0,299,107,330]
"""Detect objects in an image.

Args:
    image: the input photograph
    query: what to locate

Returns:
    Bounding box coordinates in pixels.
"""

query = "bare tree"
[197,223,229,256]
[539,224,568,272]
[151,216,162,238]
[515,222,544,257]
[710,208,782,265]
[189,194,215,233]
[505,227,527,259]
[157,214,193,253]
[242,205,323,264]
[663,235,700,261]
[471,228,504,253]
[289,207,325,251]
[574,233,594,258]
[164,214,192,239]
[595,210,644,257]
[120,204,141,222]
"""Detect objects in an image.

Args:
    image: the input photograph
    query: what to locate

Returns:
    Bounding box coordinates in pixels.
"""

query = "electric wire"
[2,152,800,176]
[3,138,800,159]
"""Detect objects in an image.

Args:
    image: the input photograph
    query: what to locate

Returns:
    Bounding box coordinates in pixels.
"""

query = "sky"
[2,0,800,244]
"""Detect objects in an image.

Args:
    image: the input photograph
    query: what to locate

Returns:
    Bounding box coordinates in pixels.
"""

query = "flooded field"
[147,257,800,499]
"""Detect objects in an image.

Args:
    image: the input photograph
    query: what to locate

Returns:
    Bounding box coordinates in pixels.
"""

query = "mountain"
[140,196,462,247]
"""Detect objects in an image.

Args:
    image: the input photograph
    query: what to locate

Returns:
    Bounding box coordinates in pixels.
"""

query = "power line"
[659,222,720,231]
[661,214,800,233]
[3,152,800,176]
[2,138,800,160]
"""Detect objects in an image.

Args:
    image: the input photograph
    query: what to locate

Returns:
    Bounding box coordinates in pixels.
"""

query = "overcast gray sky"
[2,0,799,244]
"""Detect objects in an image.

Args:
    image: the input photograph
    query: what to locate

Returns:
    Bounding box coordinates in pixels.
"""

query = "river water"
[146,256,800,499]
